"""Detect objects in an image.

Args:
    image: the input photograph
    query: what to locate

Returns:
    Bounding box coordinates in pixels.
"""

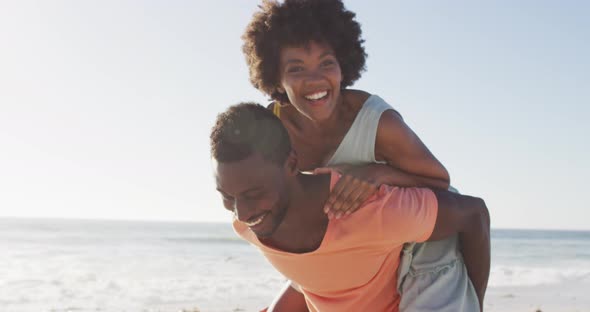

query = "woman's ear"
[276,86,285,94]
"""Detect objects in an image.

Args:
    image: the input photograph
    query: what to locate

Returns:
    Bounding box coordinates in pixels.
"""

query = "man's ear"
[284,149,298,176]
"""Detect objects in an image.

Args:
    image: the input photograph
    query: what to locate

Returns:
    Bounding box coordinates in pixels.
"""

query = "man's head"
[210,102,296,238]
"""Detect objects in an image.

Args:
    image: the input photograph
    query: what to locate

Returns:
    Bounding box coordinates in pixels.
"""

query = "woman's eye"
[287,66,304,73]
[321,60,335,67]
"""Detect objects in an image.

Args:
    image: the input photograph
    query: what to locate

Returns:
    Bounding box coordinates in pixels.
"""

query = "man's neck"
[261,172,332,253]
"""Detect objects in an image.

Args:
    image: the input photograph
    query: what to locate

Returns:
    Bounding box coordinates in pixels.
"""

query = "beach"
[486,283,590,312]
[1,218,589,312]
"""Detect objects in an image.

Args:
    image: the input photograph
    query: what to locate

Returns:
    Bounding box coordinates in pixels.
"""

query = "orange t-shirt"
[233,173,438,312]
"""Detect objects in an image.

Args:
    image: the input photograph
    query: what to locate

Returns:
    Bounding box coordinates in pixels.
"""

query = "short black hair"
[242,0,367,103]
[210,102,291,165]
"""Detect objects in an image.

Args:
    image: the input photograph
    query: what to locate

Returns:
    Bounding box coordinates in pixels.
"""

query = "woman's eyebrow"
[285,58,303,64]
[319,51,334,58]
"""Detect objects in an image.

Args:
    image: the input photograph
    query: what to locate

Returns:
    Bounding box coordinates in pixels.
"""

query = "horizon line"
[1,215,589,232]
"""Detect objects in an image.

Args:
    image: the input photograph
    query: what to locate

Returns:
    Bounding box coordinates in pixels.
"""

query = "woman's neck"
[297,91,355,136]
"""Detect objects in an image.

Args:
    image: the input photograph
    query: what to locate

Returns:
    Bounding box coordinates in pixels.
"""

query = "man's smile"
[244,211,270,227]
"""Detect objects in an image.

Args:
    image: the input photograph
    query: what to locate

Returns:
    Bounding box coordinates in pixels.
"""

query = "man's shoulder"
[382,185,436,203]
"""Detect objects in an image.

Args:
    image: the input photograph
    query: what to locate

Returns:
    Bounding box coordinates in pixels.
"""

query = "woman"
[242,0,487,311]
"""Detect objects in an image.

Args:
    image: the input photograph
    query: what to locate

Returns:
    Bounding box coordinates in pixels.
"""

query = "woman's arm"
[374,110,450,189]
[376,112,491,309]
[321,110,451,218]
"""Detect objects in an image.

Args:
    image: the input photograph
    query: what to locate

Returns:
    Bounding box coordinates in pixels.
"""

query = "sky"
[0,0,588,230]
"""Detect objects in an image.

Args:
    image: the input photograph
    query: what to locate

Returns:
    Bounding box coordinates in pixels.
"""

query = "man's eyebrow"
[242,187,264,196]
[216,186,263,196]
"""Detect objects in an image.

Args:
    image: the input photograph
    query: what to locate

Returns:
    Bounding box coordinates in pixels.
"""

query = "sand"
[185,281,590,312]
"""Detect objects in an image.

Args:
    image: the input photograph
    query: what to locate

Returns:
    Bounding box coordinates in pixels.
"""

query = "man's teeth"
[245,213,267,226]
[305,91,328,100]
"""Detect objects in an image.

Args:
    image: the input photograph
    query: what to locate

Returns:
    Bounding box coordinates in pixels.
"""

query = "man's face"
[214,153,290,238]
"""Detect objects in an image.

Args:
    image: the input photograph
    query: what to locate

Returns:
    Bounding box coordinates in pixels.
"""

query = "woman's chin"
[303,102,337,122]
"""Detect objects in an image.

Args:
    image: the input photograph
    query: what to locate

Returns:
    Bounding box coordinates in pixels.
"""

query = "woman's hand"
[314,164,390,219]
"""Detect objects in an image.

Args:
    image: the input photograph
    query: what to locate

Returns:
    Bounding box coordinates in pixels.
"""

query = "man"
[210,103,490,312]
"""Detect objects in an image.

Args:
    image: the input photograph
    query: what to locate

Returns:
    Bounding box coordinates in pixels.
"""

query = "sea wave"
[489,265,590,287]
[163,236,247,245]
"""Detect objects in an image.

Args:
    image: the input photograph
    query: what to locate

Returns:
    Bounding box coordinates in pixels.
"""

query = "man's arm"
[428,190,491,311]
[267,282,309,312]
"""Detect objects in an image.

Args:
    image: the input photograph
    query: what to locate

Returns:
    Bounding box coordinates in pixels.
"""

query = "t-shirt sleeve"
[376,186,438,245]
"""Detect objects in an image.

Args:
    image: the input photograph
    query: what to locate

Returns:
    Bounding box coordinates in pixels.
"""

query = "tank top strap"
[272,102,281,118]
[327,95,393,166]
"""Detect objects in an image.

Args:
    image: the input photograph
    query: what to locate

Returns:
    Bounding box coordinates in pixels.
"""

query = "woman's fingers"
[330,180,362,215]
[324,174,353,213]
[325,176,378,218]
[343,185,378,216]
[336,181,377,218]
[313,164,351,176]
[313,167,333,175]
[332,183,366,218]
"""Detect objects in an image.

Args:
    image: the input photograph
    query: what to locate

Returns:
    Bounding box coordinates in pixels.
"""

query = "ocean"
[1,218,589,312]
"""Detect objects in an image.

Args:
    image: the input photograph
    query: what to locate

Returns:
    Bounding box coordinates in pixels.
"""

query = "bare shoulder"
[377,110,407,138]
[374,110,416,161]
[342,89,372,111]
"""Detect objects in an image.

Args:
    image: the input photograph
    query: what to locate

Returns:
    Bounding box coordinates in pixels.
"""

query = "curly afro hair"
[242,0,367,103]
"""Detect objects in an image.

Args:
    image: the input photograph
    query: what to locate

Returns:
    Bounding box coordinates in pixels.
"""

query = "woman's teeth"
[305,91,328,100]
[245,213,267,227]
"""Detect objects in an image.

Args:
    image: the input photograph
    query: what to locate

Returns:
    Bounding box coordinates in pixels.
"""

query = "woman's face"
[278,41,342,122]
